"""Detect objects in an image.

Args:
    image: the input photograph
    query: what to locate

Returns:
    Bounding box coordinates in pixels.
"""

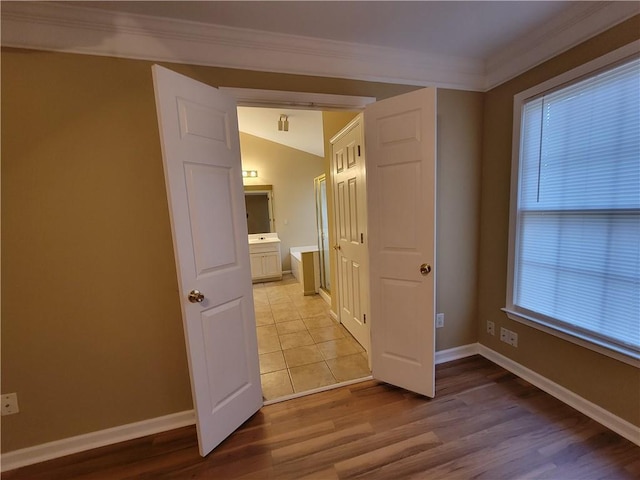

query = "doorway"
[237,106,372,401]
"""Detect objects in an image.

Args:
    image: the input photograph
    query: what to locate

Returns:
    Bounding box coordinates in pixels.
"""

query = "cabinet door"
[250,254,264,278]
[262,252,281,277]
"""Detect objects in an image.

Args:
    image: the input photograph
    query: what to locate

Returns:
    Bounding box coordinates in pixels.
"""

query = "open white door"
[152,65,262,456]
[331,116,370,355]
[365,88,437,398]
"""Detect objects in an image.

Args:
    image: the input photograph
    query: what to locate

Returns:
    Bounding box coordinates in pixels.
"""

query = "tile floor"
[254,274,370,400]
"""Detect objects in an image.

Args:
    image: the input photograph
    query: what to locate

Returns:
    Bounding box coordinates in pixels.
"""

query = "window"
[506,50,639,363]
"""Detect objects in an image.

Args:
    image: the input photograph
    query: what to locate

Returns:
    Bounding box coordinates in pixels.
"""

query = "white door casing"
[152,65,262,456]
[331,116,371,355]
[365,88,437,398]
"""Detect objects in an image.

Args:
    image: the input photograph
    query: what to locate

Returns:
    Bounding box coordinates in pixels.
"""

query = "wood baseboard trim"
[478,344,640,447]
[1,410,195,472]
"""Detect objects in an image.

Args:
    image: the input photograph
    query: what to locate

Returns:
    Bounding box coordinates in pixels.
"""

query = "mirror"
[244,185,275,234]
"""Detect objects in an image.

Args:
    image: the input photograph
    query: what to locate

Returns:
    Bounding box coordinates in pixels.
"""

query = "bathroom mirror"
[244,185,275,234]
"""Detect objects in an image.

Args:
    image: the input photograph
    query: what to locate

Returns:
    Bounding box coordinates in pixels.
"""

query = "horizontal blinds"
[515,57,640,352]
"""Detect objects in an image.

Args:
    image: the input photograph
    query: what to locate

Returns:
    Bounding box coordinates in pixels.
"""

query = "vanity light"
[242,170,258,178]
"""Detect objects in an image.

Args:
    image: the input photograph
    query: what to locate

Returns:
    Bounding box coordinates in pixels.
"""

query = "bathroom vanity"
[248,233,282,282]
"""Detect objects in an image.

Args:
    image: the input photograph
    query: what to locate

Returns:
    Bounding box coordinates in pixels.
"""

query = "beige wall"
[477,16,640,426]
[240,133,325,271]
[2,47,480,453]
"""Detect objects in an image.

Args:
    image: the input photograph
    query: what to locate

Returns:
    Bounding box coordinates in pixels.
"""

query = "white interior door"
[365,88,437,398]
[331,116,371,355]
[152,65,262,456]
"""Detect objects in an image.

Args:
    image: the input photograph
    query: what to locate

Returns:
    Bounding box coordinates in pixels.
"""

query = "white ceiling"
[69,1,575,60]
[6,1,635,155]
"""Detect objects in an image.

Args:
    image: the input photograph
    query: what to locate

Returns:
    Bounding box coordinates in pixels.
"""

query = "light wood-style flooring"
[4,356,638,479]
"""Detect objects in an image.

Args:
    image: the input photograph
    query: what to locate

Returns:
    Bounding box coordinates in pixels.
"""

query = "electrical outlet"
[1,393,19,416]
[436,313,444,328]
[500,327,509,343]
[509,331,518,347]
[487,320,495,335]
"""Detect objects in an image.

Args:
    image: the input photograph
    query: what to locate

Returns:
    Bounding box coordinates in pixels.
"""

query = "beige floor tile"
[279,331,315,350]
[271,303,302,323]
[268,293,292,305]
[257,324,278,338]
[275,320,307,335]
[326,353,371,382]
[297,303,329,318]
[302,314,336,330]
[289,362,336,392]
[255,311,275,326]
[261,369,293,400]
[259,351,287,374]
[308,325,346,343]
[283,345,325,368]
[317,338,362,360]
[257,334,281,354]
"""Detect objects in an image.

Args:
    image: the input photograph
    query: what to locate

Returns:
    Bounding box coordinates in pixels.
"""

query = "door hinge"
[360,233,364,244]
[363,313,367,324]
[357,145,361,157]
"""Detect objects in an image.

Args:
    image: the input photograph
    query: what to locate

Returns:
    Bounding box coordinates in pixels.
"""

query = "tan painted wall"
[2,47,471,453]
[477,16,640,426]
[240,133,324,271]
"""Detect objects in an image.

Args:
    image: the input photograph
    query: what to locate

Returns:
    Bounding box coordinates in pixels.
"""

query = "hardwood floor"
[4,356,639,479]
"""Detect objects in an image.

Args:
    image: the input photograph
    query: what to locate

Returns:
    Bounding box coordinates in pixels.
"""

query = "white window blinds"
[513,57,640,356]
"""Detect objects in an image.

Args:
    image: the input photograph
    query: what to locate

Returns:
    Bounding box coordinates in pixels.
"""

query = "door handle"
[333,244,341,251]
[420,264,432,276]
[188,289,205,303]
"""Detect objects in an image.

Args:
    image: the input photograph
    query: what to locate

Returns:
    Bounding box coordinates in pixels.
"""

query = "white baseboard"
[329,309,338,321]
[318,288,331,306]
[1,410,195,472]
[435,343,480,364]
[478,344,640,447]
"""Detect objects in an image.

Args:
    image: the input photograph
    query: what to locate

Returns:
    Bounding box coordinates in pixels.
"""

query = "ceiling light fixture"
[278,114,289,132]
[242,170,258,178]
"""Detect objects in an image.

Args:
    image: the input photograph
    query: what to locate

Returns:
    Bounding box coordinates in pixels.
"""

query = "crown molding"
[2,2,638,93]
[0,1,485,91]
[484,1,640,90]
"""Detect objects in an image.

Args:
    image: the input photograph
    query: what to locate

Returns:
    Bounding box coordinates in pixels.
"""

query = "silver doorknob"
[420,264,432,276]
[188,290,205,303]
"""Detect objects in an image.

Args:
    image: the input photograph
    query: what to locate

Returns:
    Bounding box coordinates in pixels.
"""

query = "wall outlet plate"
[500,327,509,343]
[1,393,19,416]
[509,331,518,347]
[487,320,495,335]
[436,313,444,328]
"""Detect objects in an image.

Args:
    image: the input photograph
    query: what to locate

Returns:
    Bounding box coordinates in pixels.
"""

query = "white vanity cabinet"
[248,234,282,282]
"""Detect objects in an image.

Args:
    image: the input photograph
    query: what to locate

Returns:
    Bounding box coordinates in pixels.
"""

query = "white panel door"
[331,116,370,355]
[152,65,261,456]
[365,88,437,398]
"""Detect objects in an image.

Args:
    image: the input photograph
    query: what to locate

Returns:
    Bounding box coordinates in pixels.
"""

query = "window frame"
[504,41,640,368]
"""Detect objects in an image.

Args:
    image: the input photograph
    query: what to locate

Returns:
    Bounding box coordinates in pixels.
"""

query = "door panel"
[153,65,261,457]
[331,116,370,354]
[366,88,436,398]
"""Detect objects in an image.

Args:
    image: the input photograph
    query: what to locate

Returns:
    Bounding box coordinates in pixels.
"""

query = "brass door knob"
[333,244,341,251]
[420,264,432,276]
[188,290,205,303]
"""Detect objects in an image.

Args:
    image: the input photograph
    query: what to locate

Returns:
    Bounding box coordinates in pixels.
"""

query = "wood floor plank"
[4,355,638,480]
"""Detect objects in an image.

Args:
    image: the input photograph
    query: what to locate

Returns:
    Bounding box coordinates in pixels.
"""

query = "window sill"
[501,308,640,368]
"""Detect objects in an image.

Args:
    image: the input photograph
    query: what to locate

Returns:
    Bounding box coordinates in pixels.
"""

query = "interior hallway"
[254,274,370,400]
